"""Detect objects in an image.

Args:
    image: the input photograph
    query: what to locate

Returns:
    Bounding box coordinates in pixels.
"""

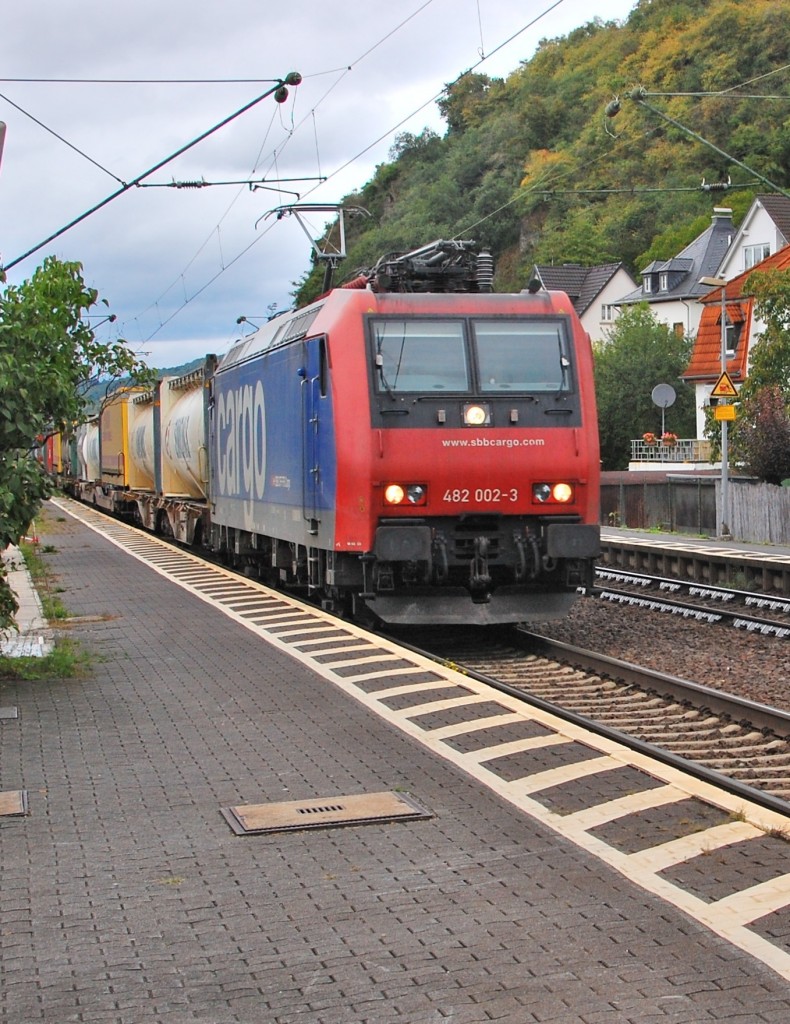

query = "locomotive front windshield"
[374,321,469,392]
[473,322,569,392]
[371,318,571,394]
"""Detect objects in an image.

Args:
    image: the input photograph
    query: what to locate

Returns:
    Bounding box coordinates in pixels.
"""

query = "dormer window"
[725,320,742,357]
[718,310,743,358]
[643,275,652,294]
[659,272,669,291]
[744,243,770,270]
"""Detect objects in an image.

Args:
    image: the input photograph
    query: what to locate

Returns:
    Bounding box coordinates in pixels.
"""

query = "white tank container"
[81,423,100,481]
[128,403,155,485]
[161,386,207,497]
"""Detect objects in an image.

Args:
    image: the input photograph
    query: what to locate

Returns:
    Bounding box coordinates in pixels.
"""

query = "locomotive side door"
[301,336,328,532]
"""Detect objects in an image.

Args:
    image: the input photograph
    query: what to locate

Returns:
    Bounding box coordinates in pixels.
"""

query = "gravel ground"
[532,594,790,712]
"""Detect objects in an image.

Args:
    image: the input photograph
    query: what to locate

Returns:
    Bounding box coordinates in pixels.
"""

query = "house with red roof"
[683,243,790,437]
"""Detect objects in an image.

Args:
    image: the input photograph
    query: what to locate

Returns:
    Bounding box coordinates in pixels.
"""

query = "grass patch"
[0,526,90,680]
[19,540,69,621]
[0,637,91,680]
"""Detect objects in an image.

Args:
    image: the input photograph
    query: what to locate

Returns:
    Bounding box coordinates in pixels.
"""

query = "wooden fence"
[600,472,790,543]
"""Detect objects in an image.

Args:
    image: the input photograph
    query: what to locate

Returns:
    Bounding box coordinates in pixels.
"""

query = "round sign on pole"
[651,384,676,408]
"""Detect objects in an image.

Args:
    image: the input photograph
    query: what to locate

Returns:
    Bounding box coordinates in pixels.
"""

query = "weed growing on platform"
[0,637,90,680]
[19,540,69,621]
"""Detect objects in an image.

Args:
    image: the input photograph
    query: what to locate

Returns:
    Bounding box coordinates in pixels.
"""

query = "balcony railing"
[630,438,713,463]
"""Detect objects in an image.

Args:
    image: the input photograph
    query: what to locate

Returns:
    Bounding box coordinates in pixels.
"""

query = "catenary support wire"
[1,73,302,274]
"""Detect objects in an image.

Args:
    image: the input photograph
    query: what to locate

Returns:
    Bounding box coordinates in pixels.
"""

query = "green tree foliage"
[594,305,697,470]
[730,386,790,485]
[436,73,496,135]
[739,269,790,402]
[290,0,790,306]
[725,268,790,483]
[0,257,154,627]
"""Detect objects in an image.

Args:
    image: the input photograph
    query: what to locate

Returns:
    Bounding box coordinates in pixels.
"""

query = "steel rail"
[590,581,790,637]
[388,627,790,820]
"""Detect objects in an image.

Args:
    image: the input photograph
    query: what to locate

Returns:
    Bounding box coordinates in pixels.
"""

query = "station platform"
[2,509,790,1022]
[601,526,790,564]
[599,526,790,596]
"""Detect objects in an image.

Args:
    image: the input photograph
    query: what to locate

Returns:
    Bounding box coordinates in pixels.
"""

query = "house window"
[659,272,669,291]
[601,304,616,322]
[743,243,770,269]
[673,322,684,338]
[725,320,742,357]
[719,313,742,357]
[643,276,652,294]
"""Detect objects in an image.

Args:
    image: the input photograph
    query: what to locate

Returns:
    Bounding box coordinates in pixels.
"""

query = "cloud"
[1,1,635,367]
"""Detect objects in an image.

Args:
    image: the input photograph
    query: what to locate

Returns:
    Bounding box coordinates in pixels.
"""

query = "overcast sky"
[0,0,636,368]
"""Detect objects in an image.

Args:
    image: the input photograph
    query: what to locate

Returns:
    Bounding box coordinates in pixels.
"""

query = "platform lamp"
[699,275,731,538]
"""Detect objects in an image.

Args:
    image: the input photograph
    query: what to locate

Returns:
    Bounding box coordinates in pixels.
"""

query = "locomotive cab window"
[473,321,571,392]
[372,320,469,392]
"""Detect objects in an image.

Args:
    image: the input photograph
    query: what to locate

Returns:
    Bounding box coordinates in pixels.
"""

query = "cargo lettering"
[132,424,148,461]
[216,380,266,499]
[169,416,191,460]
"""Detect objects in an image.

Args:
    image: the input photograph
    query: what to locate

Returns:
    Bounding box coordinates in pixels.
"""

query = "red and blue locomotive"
[206,240,600,624]
[61,240,599,625]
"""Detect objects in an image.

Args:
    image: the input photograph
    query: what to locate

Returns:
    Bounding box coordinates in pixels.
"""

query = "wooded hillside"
[294,0,790,302]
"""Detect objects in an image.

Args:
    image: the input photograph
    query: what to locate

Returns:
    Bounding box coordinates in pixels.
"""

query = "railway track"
[593,567,790,637]
[403,625,790,815]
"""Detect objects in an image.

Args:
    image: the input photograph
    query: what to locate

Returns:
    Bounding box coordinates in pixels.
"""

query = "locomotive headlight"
[384,483,428,506]
[532,482,575,503]
[463,403,490,426]
[385,484,406,505]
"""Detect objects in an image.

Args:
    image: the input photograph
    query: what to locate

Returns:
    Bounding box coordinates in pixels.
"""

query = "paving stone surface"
[2,510,790,1022]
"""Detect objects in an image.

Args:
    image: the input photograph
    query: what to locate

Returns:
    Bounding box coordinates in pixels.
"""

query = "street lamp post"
[700,275,730,538]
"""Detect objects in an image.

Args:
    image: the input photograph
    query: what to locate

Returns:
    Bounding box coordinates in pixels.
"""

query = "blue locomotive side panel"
[210,337,337,545]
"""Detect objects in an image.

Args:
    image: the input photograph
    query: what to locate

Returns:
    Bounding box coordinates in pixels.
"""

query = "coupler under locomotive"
[360,514,601,625]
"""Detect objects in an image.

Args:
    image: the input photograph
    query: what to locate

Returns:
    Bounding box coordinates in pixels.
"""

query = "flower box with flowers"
[661,432,678,447]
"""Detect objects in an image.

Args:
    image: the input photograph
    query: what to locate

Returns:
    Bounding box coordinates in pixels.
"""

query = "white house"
[715,193,790,279]
[530,262,637,343]
[614,208,735,339]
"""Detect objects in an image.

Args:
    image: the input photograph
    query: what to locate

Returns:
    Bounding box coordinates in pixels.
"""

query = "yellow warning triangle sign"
[711,371,738,398]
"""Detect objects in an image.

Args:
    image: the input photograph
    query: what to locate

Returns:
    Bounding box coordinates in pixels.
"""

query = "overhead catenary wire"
[206,24,790,347]
[1,74,302,273]
[0,89,124,184]
[3,0,576,352]
[134,0,580,346]
[122,0,446,345]
[622,87,790,201]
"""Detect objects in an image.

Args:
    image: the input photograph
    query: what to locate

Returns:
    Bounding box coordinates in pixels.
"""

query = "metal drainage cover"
[0,790,28,816]
[222,790,431,836]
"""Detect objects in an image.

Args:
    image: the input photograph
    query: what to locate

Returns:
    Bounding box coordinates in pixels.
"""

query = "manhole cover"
[0,790,28,816]
[222,790,431,835]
